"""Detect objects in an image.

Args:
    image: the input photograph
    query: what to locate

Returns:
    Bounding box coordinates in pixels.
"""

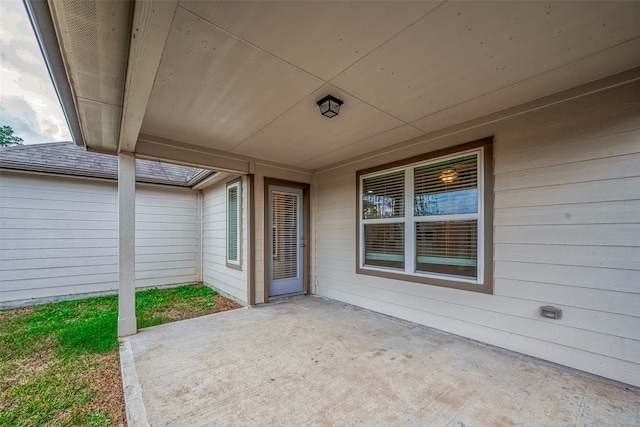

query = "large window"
[226,179,241,268]
[357,139,493,293]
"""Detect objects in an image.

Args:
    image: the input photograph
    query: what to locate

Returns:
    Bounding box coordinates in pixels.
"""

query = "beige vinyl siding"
[0,172,199,306]
[135,185,199,287]
[314,81,640,387]
[202,177,248,304]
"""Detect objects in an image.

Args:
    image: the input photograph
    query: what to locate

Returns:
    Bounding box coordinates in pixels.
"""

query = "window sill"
[356,265,493,294]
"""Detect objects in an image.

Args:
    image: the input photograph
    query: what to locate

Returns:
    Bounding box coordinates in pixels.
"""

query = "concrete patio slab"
[120,296,639,426]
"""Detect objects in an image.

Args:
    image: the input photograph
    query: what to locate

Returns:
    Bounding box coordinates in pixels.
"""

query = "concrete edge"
[119,338,150,427]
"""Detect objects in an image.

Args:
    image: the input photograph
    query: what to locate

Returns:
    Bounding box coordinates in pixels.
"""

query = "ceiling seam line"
[177,5,325,82]
[226,81,329,153]
[315,74,640,175]
[230,73,430,154]
[295,123,413,169]
[326,83,422,130]
[322,1,448,84]
[75,96,123,109]
[177,2,440,155]
[409,35,640,128]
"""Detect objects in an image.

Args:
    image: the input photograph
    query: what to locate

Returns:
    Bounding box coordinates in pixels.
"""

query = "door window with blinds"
[358,142,492,291]
[226,179,241,267]
[271,191,299,280]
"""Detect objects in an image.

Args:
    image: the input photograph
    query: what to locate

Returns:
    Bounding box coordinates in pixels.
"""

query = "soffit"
[138,1,640,170]
[48,0,131,151]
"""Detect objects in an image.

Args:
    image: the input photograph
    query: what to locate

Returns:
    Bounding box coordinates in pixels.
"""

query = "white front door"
[268,185,304,297]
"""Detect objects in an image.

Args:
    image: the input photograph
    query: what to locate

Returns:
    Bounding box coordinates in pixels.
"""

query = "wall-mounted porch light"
[317,95,343,118]
[439,169,458,183]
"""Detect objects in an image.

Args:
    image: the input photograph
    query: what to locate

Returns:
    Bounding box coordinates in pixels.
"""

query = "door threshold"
[267,292,306,304]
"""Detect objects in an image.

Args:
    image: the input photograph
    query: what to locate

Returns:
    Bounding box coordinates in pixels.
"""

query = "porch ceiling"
[47,1,640,170]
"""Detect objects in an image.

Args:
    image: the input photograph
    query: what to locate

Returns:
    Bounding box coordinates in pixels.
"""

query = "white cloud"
[16,47,39,65]
[0,1,32,44]
[0,0,71,144]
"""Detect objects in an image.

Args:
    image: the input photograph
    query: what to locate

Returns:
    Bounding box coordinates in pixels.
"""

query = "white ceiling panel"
[140,7,324,151]
[232,85,407,166]
[411,36,640,134]
[332,1,640,123]
[130,1,640,170]
[297,124,424,170]
[179,1,441,81]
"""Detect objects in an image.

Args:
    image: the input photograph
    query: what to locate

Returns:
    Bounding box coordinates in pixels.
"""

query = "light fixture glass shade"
[439,169,458,183]
[317,95,343,118]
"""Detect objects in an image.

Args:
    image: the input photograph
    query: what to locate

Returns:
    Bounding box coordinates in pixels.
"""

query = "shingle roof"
[0,142,213,186]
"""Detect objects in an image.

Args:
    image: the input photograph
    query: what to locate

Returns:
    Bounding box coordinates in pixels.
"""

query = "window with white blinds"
[359,149,484,284]
[362,171,404,219]
[226,180,240,265]
[362,170,405,269]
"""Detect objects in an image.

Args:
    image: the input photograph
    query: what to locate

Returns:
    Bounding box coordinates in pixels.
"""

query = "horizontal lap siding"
[314,81,640,387]
[202,179,247,304]
[0,173,199,305]
[135,186,199,287]
[0,174,119,303]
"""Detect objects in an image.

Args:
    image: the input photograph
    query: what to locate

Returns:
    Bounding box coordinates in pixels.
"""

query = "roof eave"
[0,163,195,187]
[23,0,85,147]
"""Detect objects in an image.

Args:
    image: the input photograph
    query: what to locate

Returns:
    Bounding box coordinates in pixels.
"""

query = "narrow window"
[226,180,241,266]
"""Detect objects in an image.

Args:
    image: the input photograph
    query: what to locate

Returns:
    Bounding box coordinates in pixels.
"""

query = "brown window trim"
[355,137,494,294]
[226,177,243,271]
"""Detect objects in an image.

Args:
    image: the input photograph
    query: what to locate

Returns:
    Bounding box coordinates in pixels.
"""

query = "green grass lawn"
[0,285,239,426]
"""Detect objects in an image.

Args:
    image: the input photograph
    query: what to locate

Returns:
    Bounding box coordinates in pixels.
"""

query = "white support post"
[118,152,137,337]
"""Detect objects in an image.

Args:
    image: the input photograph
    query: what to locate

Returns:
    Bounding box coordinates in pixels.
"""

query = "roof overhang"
[25,0,134,153]
[26,1,640,172]
[24,0,85,147]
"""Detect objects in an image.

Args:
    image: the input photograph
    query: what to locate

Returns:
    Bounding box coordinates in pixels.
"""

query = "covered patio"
[120,297,639,426]
[23,0,640,416]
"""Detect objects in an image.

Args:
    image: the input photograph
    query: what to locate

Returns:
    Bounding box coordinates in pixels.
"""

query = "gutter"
[0,163,193,188]
[23,0,85,147]
[187,169,217,187]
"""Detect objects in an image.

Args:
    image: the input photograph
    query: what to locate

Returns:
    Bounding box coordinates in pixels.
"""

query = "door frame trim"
[263,177,310,302]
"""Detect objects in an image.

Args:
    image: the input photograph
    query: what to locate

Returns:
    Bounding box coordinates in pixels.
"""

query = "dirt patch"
[152,294,242,323]
[0,306,33,323]
[0,342,55,394]
[84,352,126,427]
[211,294,243,312]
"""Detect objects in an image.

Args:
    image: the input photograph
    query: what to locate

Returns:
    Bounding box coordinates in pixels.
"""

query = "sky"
[0,0,71,144]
